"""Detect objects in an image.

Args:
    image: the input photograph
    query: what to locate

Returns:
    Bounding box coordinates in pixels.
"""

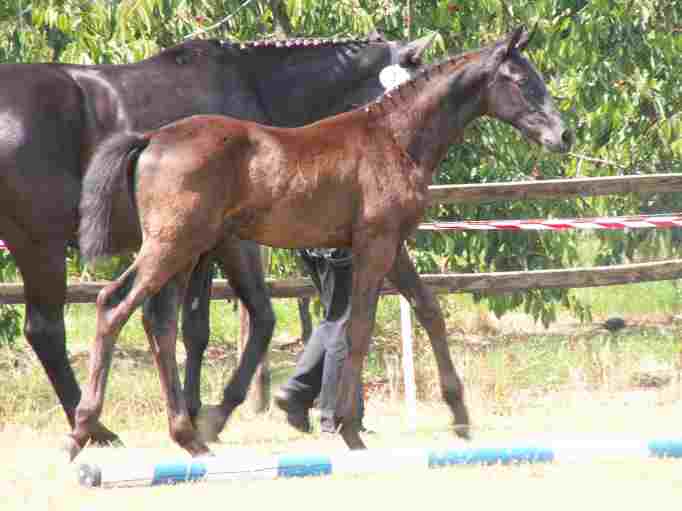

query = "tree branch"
[267,0,292,38]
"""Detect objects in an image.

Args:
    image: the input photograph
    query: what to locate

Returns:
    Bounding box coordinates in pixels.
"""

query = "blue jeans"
[281,249,365,428]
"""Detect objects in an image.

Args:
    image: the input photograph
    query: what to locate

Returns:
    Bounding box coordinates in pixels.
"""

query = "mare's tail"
[79,131,151,262]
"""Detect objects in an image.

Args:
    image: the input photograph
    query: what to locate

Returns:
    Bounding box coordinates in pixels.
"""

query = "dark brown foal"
[69,26,572,459]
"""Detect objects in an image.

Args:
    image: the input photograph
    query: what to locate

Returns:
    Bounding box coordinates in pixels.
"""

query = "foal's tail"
[79,131,151,262]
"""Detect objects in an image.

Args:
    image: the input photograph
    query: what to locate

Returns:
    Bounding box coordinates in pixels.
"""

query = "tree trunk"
[268,0,293,38]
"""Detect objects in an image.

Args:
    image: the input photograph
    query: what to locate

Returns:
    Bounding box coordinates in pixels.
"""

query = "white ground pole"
[77,439,682,488]
[399,295,418,432]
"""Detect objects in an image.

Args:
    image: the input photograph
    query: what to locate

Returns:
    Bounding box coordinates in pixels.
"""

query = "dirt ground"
[4,387,682,511]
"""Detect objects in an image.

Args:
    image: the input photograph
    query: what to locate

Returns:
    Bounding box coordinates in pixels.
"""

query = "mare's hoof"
[195,405,227,443]
[274,389,311,434]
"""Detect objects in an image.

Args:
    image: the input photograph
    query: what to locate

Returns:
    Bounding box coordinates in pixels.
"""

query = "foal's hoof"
[195,405,227,444]
[454,423,472,441]
[188,440,213,458]
[62,435,84,463]
[90,422,124,447]
[339,423,367,451]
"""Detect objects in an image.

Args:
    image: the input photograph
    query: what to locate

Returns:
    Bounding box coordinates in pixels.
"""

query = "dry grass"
[3,292,682,510]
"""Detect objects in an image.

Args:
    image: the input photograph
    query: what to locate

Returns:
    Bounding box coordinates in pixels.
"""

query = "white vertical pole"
[400,295,417,432]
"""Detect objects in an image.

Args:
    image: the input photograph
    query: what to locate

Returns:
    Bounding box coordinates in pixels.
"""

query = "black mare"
[0,34,435,442]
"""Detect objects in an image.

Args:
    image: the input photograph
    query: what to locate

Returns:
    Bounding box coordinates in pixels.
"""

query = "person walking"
[275,248,370,433]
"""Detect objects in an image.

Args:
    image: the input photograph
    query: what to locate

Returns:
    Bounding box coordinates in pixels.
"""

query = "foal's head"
[482,27,573,153]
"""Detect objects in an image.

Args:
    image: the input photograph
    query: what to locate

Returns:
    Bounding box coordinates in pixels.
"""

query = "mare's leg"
[144,265,211,457]
[195,238,275,442]
[2,230,119,445]
[181,254,214,421]
[335,236,399,450]
[386,245,470,439]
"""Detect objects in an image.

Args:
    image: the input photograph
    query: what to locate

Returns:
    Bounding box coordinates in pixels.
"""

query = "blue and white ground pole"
[77,438,682,488]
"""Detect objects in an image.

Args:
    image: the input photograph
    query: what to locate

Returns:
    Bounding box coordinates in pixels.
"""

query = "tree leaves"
[0,0,680,340]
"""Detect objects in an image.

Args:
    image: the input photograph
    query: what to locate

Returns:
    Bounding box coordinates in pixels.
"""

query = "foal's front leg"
[387,245,470,439]
[336,235,399,450]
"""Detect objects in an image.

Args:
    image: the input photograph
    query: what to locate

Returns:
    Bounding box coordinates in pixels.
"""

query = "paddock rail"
[2,173,682,305]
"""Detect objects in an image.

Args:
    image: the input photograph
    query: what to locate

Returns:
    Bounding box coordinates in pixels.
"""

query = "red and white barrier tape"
[1,214,681,253]
[419,214,682,232]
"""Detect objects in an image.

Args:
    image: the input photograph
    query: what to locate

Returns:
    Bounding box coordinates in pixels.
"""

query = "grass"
[2,280,682,510]
[574,280,682,318]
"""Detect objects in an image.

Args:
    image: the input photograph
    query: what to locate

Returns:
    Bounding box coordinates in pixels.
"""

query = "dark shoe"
[274,389,311,433]
[357,424,376,435]
[320,417,374,435]
[320,417,338,434]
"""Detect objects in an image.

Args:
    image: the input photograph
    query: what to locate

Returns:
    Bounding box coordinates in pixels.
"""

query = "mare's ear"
[398,32,437,67]
[367,30,386,42]
[487,26,525,76]
[507,26,525,55]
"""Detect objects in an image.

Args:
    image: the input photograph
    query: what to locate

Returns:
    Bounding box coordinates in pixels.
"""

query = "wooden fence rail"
[2,259,681,305]
[2,173,682,306]
[427,173,682,205]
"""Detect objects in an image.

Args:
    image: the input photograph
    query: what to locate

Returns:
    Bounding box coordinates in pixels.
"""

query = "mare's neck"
[246,42,395,126]
[372,57,486,176]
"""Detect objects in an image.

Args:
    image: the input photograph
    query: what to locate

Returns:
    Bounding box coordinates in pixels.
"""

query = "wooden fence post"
[400,294,418,432]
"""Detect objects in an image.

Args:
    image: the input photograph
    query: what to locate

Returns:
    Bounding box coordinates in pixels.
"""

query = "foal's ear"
[398,32,437,67]
[487,26,525,76]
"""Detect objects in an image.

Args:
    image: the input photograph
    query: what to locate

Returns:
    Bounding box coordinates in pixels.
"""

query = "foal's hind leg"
[195,238,276,443]
[66,247,209,460]
[144,265,211,457]
[66,263,150,461]
[386,245,470,439]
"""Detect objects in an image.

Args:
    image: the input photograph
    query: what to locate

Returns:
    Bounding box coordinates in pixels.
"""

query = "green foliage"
[0,0,680,335]
[0,250,20,347]
[407,0,682,326]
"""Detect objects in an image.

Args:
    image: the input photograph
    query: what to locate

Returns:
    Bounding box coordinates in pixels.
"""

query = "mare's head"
[481,27,573,153]
[368,32,437,95]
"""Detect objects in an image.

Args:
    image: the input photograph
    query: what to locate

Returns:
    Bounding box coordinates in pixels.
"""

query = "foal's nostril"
[561,129,574,148]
